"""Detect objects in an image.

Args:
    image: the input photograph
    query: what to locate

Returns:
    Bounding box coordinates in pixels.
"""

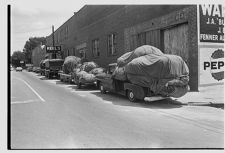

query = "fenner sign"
[199,4,224,43]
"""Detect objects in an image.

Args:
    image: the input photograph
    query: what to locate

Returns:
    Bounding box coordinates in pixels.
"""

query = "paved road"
[10,70,224,149]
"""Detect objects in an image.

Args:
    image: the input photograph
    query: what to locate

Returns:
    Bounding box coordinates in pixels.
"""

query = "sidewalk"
[171,84,224,108]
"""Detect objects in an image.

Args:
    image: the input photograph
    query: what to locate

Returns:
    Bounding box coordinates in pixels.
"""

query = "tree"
[11,51,25,67]
[23,37,46,63]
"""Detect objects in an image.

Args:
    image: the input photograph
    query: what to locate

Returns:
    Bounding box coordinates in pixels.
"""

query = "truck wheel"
[100,83,106,94]
[77,82,82,89]
[127,90,137,102]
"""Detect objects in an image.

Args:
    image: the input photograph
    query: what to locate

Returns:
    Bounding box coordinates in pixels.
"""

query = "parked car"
[27,66,33,72]
[16,67,23,72]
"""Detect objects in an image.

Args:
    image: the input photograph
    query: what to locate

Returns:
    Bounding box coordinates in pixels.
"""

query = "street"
[10,70,224,149]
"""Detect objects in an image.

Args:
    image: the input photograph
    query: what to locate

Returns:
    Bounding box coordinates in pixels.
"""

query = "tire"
[127,90,137,102]
[100,83,106,94]
[77,82,82,89]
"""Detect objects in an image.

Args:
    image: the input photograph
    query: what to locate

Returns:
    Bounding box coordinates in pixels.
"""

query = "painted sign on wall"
[199,4,224,43]
[199,47,224,85]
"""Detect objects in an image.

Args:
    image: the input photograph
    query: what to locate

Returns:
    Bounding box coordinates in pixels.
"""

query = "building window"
[107,33,117,56]
[73,48,76,56]
[137,32,146,47]
[79,48,86,58]
[65,26,69,40]
[67,50,70,56]
[92,39,100,57]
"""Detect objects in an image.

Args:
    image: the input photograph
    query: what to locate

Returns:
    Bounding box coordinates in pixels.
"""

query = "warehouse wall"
[46,5,198,90]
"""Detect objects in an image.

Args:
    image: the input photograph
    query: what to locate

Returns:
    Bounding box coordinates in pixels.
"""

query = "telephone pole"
[52,25,56,59]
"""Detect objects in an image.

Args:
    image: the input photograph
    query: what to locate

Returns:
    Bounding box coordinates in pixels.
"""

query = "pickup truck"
[96,63,167,102]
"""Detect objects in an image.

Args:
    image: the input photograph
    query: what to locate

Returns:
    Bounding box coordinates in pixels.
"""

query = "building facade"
[46,5,224,91]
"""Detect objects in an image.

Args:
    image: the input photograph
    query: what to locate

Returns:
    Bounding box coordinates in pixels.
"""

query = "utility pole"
[52,25,56,59]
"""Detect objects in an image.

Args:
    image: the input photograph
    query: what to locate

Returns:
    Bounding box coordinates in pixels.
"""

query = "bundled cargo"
[63,56,81,74]
[117,45,163,67]
[75,70,96,83]
[115,45,189,98]
[89,67,105,75]
[81,61,98,73]
[112,66,127,81]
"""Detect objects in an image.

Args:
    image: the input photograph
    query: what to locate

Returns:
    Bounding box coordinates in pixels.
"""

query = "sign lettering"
[199,4,224,43]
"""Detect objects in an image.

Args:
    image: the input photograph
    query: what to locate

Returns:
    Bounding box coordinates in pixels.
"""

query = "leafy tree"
[23,37,46,63]
[11,51,25,67]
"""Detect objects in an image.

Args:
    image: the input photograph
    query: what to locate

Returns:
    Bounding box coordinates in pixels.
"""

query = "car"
[16,67,23,72]
[27,66,33,72]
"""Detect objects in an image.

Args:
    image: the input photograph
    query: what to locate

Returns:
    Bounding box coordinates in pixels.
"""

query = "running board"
[144,96,167,102]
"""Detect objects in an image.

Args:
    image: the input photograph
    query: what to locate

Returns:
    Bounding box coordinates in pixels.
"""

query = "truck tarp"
[117,45,163,67]
[63,56,81,74]
[116,45,189,98]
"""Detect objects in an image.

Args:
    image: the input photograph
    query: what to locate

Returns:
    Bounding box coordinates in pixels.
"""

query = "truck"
[96,63,188,102]
[44,59,64,79]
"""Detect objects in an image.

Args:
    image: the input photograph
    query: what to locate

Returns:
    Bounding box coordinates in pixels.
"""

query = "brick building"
[46,5,224,91]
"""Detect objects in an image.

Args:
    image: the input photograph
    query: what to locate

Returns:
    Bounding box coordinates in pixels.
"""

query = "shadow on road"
[91,91,183,109]
[67,84,98,91]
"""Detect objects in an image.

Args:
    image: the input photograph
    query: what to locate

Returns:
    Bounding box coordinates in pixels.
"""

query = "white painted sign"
[199,47,224,85]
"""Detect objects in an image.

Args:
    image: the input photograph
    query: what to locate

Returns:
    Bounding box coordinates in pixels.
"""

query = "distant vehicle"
[27,66,33,72]
[16,67,23,72]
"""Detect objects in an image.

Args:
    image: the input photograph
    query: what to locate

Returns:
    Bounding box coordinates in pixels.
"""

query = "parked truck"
[96,63,189,102]
[44,59,64,79]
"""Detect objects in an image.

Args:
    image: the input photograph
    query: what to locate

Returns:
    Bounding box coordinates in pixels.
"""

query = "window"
[92,39,100,57]
[137,32,146,46]
[79,48,86,58]
[107,33,117,56]
[65,26,69,40]
[73,48,76,56]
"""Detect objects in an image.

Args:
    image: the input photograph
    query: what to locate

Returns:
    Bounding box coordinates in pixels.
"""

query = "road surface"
[10,70,224,149]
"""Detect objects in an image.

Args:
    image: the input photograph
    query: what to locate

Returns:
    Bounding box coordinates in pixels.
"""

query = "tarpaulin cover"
[90,67,105,75]
[112,66,127,81]
[117,45,163,67]
[81,62,98,73]
[125,53,189,95]
[63,56,81,74]
[76,71,96,83]
[116,45,189,97]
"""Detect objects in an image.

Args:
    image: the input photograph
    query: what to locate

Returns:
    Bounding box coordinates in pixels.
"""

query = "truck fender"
[124,83,145,100]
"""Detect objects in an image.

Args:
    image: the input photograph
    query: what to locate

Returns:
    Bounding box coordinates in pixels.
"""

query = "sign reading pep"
[200,48,224,85]
[203,49,224,81]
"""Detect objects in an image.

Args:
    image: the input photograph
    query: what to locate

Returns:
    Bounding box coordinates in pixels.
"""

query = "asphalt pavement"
[10,70,224,149]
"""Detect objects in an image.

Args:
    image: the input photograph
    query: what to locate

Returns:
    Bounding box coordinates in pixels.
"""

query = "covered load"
[117,45,163,67]
[72,61,104,85]
[63,56,81,74]
[81,61,99,73]
[116,45,189,98]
